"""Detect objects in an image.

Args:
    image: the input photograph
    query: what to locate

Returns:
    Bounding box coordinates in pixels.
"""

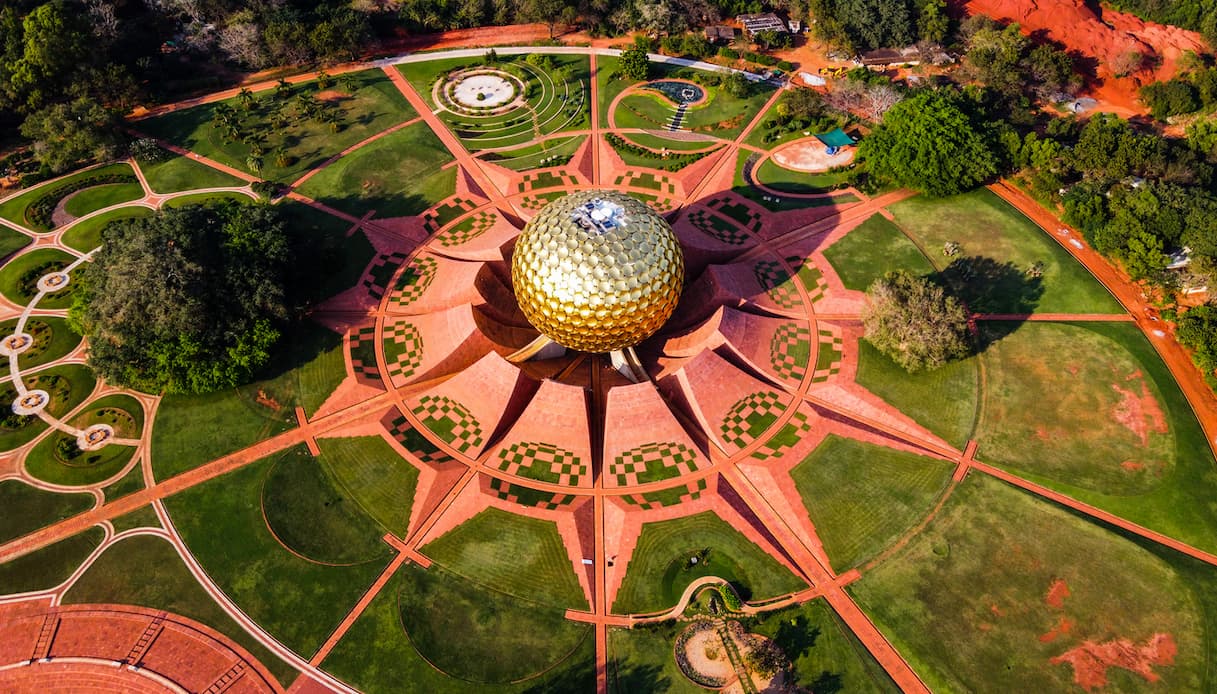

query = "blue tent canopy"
[814,128,856,149]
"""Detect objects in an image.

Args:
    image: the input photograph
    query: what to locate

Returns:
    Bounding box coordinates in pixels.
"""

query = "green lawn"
[138,152,246,193]
[322,562,596,693]
[62,182,145,218]
[295,121,455,219]
[855,339,979,449]
[0,364,98,452]
[608,622,707,694]
[823,213,937,291]
[109,504,161,533]
[0,526,103,593]
[25,393,143,487]
[612,511,807,614]
[0,226,30,260]
[161,191,255,208]
[0,247,79,309]
[753,158,850,194]
[978,321,1217,553]
[612,75,774,140]
[791,435,954,571]
[0,315,81,369]
[317,436,418,537]
[596,56,627,128]
[0,479,94,543]
[262,448,392,565]
[888,189,1122,314]
[101,463,147,503]
[62,534,297,686]
[421,507,588,610]
[151,320,341,479]
[851,474,1207,692]
[165,447,391,656]
[621,132,718,152]
[0,163,136,231]
[137,69,416,184]
[60,206,155,253]
[277,200,376,304]
[747,599,900,692]
[481,135,586,171]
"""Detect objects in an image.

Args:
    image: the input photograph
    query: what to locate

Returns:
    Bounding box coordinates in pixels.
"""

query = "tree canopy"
[857,89,998,196]
[619,44,651,82]
[862,271,972,372]
[70,202,292,394]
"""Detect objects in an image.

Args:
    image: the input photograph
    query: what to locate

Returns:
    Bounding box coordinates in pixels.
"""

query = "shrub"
[718,47,739,60]
[25,173,139,231]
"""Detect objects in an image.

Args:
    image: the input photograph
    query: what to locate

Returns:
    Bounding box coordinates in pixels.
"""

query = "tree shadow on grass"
[602,662,669,694]
[938,255,1044,351]
[773,615,820,660]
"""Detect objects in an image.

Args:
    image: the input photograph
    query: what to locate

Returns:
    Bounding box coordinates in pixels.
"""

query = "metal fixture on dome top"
[511,190,685,355]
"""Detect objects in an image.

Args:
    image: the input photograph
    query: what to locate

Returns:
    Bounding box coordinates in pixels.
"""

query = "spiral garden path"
[1,45,1216,694]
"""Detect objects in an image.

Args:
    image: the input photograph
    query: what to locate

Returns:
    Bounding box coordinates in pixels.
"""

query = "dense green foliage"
[1140,67,1217,120]
[1104,0,1217,44]
[858,89,997,196]
[1178,305,1217,377]
[807,0,947,52]
[619,45,650,82]
[71,202,291,393]
[862,271,972,372]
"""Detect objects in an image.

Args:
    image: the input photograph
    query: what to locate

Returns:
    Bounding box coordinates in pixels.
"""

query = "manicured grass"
[101,463,146,502]
[62,182,145,217]
[138,152,246,193]
[612,77,774,140]
[165,447,391,655]
[748,599,899,692]
[0,163,136,231]
[109,505,160,533]
[855,339,979,449]
[0,226,30,260]
[62,535,297,686]
[0,315,81,369]
[60,205,154,253]
[0,248,79,310]
[980,321,1217,553]
[262,448,392,565]
[0,526,103,593]
[612,511,807,614]
[753,158,850,194]
[596,56,627,128]
[151,320,341,479]
[0,364,98,452]
[621,131,719,152]
[791,435,953,571]
[277,200,376,304]
[0,479,94,543]
[823,213,937,291]
[161,191,255,208]
[888,189,1122,314]
[851,474,1206,692]
[731,150,857,212]
[608,622,707,694]
[421,507,588,610]
[295,121,455,219]
[317,436,419,536]
[25,393,143,487]
[481,135,585,171]
[322,563,596,693]
[137,69,416,184]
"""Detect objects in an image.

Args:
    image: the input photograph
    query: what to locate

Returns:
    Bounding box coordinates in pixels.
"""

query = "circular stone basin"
[37,272,70,293]
[453,74,517,108]
[0,333,32,356]
[77,423,114,451]
[770,137,856,173]
[13,389,48,415]
[644,80,705,105]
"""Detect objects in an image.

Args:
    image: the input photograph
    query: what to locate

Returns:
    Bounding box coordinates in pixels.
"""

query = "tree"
[19,97,122,173]
[1177,304,1217,376]
[69,202,292,394]
[858,89,997,196]
[723,71,751,98]
[1140,80,1201,120]
[619,44,651,82]
[862,271,972,372]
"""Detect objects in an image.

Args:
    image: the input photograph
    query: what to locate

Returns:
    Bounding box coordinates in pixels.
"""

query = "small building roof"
[737,12,788,35]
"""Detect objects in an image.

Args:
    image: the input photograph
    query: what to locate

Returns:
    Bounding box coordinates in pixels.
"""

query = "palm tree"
[246,155,263,175]
[237,87,255,111]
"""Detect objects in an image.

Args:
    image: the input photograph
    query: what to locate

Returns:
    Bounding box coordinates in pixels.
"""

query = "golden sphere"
[511,191,684,353]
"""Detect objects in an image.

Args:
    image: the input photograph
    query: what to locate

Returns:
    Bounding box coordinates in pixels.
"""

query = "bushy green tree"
[1178,305,1217,375]
[619,44,651,82]
[858,89,997,196]
[19,97,123,173]
[1141,80,1201,120]
[70,202,292,394]
[862,271,972,372]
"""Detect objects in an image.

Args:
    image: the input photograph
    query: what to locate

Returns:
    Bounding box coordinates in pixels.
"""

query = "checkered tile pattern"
[517,171,579,193]
[769,322,811,383]
[812,327,844,383]
[609,441,699,487]
[786,255,828,303]
[363,253,407,300]
[435,211,495,247]
[411,395,484,454]
[708,197,763,232]
[348,326,380,383]
[750,407,811,461]
[636,193,676,213]
[382,321,424,387]
[488,477,577,510]
[423,197,478,234]
[612,172,678,195]
[388,256,437,310]
[520,191,566,211]
[387,413,454,465]
[687,210,750,246]
[495,441,587,486]
[621,478,707,509]
[720,390,790,451]
[752,260,801,309]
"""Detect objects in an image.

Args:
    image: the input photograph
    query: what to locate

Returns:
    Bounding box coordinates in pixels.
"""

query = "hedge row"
[605,133,716,172]
[25,173,138,231]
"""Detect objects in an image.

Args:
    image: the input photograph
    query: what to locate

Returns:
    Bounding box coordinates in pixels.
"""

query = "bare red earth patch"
[990,603,1005,618]
[316,90,350,102]
[1045,578,1070,609]
[256,389,281,412]
[1111,374,1168,447]
[1122,461,1145,472]
[1039,617,1075,644]
[1050,633,1177,691]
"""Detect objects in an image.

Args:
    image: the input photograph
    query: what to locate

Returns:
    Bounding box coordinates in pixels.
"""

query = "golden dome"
[511,191,684,353]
